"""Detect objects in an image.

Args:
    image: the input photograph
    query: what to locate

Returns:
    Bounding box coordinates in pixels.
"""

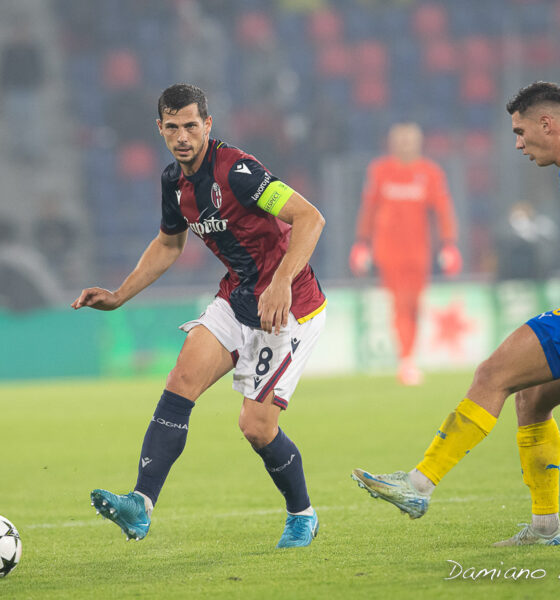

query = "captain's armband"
[256,180,294,216]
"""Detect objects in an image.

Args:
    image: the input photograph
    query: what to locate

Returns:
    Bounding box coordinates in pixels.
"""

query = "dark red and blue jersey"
[160,139,326,328]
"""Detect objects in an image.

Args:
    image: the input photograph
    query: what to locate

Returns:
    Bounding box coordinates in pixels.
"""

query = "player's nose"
[177,128,189,143]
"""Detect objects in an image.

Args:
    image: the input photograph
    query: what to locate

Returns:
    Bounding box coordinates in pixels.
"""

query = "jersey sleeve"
[227,158,295,215]
[355,160,380,243]
[428,163,457,243]
[160,163,187,235]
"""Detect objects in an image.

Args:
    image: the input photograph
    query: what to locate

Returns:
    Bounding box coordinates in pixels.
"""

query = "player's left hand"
[258,275,292,335]
[438,243,462,277]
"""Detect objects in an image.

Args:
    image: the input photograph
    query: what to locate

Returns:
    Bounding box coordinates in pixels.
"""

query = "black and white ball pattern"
[0,516,22,578]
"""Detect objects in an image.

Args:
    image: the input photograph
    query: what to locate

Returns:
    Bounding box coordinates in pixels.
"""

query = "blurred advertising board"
[1,281,558,381]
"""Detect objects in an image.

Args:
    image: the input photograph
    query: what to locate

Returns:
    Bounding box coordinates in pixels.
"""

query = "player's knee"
[472,357,511,395]
[471,359,493,389]
[165,367,202,401]
[238,416,275,448]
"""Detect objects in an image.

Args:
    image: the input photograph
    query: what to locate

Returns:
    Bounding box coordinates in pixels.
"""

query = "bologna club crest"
[211,182,223,209]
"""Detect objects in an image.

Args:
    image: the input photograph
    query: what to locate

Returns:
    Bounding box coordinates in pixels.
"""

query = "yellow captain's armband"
[256,180,294,216]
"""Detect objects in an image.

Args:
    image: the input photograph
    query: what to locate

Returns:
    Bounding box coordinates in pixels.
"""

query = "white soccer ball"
[0,516,22,578]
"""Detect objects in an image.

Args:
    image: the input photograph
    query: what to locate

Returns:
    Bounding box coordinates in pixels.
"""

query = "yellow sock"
[416,398,497,485]
[517,419,560,515]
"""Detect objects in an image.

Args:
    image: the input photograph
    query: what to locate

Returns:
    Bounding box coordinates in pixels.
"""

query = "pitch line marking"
[25,504,363,530]
[24,496,527,530]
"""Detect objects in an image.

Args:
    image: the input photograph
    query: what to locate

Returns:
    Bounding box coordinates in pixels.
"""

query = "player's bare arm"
[71,230,187,311]
[258,192,325,334]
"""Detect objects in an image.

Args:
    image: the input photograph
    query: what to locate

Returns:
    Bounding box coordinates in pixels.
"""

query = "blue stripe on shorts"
[526,310,560,379]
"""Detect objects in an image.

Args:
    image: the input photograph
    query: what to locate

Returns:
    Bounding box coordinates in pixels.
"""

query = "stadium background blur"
[2,0,560,380]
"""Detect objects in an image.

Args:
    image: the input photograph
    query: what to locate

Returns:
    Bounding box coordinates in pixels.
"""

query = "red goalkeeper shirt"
[356,156,457,270]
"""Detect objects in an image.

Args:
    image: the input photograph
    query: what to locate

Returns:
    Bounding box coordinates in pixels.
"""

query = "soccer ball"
[0,516,22,578]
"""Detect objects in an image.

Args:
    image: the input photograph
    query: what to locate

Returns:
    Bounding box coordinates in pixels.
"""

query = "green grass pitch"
[2,372,560,599]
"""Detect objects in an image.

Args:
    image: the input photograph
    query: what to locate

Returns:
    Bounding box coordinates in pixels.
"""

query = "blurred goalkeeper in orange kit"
[350,123,462,385]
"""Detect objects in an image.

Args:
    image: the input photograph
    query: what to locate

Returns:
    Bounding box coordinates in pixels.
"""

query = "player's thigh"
[166,324,234,400]
[474,323,553,394]
[516,379,560,426]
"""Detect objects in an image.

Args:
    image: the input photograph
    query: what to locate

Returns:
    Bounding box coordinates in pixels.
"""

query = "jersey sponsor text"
[250,172,272,203]
[189,216,229,237]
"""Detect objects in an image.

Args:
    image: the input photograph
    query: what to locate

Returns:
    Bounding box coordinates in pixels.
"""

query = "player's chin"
[534,158,550,167]
[174,150,193,162]
[530,153,555,166]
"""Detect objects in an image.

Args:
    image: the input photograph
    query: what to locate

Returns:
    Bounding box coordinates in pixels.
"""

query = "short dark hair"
[157,84,208,120]
[506,81,560,115]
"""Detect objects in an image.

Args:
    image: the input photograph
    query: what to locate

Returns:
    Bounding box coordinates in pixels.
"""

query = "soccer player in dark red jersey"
[72,84,326,548]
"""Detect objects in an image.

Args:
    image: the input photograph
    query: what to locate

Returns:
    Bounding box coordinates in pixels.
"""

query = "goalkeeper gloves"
[438,243,462,277]
[349,242,371,276]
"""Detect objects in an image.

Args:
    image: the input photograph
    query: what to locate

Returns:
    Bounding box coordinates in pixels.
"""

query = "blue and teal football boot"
[91,489,151,541]
[277,509,319,548]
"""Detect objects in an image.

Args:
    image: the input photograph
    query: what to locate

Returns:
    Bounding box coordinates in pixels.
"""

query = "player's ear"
[541,115,553,134]
[204,115,213,137]
[156,119,164,136]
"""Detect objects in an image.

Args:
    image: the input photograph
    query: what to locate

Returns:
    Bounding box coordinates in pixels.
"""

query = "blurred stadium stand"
[2,0,560,305]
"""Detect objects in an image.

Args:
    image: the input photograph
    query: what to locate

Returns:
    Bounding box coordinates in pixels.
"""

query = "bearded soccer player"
[72,84,326,548]
[349,123,461,385]
[352,81,560,546]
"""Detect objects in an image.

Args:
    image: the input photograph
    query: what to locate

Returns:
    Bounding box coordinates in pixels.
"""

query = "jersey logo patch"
[235,163,252,175]
[211,182,223,209]
[175,190,182,205]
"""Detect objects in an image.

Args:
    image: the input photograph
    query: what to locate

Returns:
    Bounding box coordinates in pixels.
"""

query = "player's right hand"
[349,242,371,276]
[71,287,122,311]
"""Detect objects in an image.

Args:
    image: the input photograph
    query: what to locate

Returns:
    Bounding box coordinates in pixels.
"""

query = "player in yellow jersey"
[352,81,560,547]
